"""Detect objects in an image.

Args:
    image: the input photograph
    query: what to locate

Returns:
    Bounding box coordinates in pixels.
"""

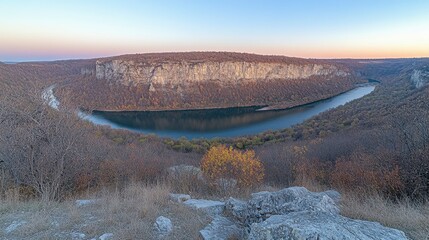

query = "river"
[43,85,375,139]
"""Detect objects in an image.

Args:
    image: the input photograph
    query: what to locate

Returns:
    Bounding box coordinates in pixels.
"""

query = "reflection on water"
[83,85,375,139]
[92,106,298,132]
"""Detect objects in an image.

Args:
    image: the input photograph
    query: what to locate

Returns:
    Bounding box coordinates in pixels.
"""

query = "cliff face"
[68,52,359,111]
[95,59,350,91]
[411,68,429,88]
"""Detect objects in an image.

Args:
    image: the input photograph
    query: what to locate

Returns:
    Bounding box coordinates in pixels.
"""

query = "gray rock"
[248,211,408,240]
[98,233,113,240]
[183,199,225,216]
[81,67,95,76]
[169,193,191,203]
[225,186,339,227]
[224,197,247,222]
[200,216,244,240]
[154,216,173,236]
[190,187,406,240]
[322,189,341,204]
[411,69,429,88]
[71,232,86,239]
[95,58,350,87]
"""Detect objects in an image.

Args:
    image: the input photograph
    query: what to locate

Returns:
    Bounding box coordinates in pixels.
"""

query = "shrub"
[200,145,264,188]
[330,152,403,195]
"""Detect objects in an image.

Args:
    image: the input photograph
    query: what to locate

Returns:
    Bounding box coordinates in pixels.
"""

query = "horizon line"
[2,51,429,63]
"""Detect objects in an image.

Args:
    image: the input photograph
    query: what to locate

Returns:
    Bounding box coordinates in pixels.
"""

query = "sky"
[1,0,429,61]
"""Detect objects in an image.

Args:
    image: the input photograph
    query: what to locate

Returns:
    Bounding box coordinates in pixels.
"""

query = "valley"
[2,1,429,239]
[1,53,429,239]
[46,83,375,139]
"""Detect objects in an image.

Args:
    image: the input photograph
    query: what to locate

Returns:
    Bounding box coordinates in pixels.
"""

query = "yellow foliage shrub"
[200,145,264,188]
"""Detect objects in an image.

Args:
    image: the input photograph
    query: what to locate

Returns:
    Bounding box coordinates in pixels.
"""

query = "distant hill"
[100,51,325,64]
[57,52,362,111]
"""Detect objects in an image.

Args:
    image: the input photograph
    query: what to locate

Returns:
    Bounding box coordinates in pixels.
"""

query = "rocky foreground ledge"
[169,187,407,240]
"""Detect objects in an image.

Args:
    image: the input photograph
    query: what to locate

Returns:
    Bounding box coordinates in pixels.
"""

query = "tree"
[200,145,264,188]
[0,88,101,201]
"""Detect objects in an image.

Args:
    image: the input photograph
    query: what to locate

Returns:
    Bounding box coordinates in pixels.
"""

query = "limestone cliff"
[71,52,359,111]
[95,59,350,90]
[411,68,429,88]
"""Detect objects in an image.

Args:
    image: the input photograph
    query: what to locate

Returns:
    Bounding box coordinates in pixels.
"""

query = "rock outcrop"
[95,58,349,87]
[81,66,95,76]
[411,68,429,88]
[179,186,408,240]
[71,52,360,111]
[248,211,407,240]
[225,187,340,229]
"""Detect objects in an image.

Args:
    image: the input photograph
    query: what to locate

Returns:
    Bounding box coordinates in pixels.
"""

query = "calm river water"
[78,85,375,139]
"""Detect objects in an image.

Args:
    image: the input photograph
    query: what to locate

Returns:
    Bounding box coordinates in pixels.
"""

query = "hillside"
[55,52,362,111]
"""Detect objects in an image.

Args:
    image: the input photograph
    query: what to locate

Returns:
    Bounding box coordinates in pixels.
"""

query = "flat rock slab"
[183,199,225,216]
[248,210,408,240]
[200,216,244,240]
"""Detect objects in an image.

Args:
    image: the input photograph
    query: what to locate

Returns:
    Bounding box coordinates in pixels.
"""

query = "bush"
[200,145,264,188]
[330,152,403,195]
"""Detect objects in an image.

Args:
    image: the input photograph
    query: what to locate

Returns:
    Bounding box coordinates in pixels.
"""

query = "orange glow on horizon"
[2,1,429,61]
[2,34,429,60]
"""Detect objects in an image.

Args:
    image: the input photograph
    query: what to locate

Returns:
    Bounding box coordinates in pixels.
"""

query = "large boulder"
[248,210,408,240]
[225,187,339,227]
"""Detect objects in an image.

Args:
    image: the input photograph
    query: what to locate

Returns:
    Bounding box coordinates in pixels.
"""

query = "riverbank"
[42,84,376,139]
[257,83,377,111]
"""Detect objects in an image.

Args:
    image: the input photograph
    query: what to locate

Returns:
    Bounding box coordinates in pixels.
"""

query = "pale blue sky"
[1,0,428,61]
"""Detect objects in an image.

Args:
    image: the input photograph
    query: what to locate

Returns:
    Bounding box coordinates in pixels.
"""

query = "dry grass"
[285,178,429,239]
[0,182,209,240]
[293,177,330,193]
[3,179,428,239]
[340,192,429,240]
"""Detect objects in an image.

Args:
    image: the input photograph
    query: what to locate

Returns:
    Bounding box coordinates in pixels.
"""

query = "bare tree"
[388,108,429,198]
[0,87,102,201]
